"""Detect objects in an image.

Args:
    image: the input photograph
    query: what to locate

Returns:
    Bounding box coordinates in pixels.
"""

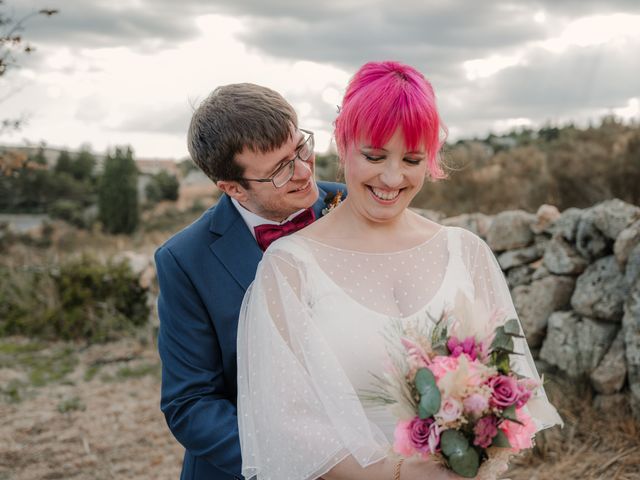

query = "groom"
[155,83,344,480]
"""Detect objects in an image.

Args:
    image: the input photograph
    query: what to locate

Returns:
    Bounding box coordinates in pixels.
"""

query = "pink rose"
[394,417,441,456]
[437,397,463,423]
[500,408,536,450]
[447,336,478,360]
[429,355,460,382]
[488,375,519,408]
[393,420,415,457]
[463,392,490,416]
[473,415,498,448]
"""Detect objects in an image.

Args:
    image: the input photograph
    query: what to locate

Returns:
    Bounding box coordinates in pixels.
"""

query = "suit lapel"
[209,195,263,291]
[311,187,327,220]
[209,185,329,290]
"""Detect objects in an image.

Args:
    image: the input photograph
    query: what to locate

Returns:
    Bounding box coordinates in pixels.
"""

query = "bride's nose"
[379,160,403,187]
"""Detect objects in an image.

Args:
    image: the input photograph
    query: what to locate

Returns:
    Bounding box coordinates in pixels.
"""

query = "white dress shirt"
[231,198,306,240]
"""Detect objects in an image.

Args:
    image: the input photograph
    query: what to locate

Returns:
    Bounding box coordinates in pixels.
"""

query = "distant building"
[135,158,180,178]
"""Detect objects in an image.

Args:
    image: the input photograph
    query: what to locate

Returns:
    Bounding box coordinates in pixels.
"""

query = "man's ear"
[216,180,248,202]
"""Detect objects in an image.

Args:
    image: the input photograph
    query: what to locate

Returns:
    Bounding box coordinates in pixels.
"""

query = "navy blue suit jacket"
[155,181,345,480]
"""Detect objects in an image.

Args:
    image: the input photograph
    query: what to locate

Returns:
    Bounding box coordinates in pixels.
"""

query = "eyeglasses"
[237,129,314,188]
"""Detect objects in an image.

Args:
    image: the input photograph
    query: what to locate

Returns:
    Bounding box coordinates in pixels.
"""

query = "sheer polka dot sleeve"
[236,247,388,480]
[470,238,563,431]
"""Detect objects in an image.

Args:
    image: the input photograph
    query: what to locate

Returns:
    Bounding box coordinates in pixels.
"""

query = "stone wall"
[442,199,640,418]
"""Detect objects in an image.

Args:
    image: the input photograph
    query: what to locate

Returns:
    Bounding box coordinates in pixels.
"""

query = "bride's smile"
[343,127,428,224]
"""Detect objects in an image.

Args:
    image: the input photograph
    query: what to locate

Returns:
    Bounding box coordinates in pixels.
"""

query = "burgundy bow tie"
[254,208,316,251]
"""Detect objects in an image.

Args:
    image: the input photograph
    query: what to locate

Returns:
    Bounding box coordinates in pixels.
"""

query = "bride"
[236,61,562,480]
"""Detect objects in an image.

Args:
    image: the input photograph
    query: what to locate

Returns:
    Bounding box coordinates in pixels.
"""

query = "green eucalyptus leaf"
[501,404,523,424]
[448,449,480,478]
[492,332,515,353]
[503,318,524,337]
[491,429,511,448]
[502,404,516,417]
[414,368,436,394]
[440,429,470,457]
[415,368,441,418]
[418,386,441,418]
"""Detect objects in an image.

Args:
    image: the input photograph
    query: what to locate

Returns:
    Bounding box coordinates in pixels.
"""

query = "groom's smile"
[228,128,319,222]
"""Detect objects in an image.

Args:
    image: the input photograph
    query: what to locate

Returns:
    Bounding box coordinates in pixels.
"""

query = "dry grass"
[1,337,638,479]
[507,376,640,480]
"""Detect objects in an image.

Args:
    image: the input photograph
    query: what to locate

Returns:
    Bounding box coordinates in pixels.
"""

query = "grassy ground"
[0,336,638,480]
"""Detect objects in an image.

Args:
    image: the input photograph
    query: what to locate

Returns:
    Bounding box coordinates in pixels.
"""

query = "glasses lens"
[298,132,314,161]
[272,160,295,188]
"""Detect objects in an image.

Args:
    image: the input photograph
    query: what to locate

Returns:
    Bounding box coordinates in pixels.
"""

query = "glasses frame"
[236,129,314,189]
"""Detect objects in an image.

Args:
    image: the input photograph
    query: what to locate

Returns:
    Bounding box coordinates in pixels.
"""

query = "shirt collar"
[230,197,306,239]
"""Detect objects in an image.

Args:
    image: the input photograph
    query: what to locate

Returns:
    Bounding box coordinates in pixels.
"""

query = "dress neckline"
[293,226,447,256]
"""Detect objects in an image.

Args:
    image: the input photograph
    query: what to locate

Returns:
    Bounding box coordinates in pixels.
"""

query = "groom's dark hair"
[187,83,298,187]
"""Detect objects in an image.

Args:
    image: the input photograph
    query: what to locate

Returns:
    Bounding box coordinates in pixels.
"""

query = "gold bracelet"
[393,458,405,480]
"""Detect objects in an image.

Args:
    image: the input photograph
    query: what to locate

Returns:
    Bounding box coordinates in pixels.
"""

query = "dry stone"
[623,281,640,419]
[571,256,627,322]
[442,212,493,238]
[590,199,640,240]
[498,245,540,270]
[576,209,610,260]
[512,275,576,347]
[506,265,533,289]
[577,317,619,373]
[550,207,582,242]
[534,234,550,256]
[590,329,627,394]
[532,265,550,281]
[614,220,640,268]
[626,244,640,288]
[539,311,581,374]
[540,312,618,377]
[543,234,589,275]
[486,210,536,252]
[532,204,561,234]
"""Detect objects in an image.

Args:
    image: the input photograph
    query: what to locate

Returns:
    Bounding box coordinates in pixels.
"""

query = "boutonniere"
[321,190,344,216]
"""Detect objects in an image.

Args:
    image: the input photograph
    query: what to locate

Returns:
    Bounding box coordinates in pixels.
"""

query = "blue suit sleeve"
[155,246,242,477]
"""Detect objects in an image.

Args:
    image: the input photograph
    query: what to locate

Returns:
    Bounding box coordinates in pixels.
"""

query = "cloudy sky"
[1,0,639,159]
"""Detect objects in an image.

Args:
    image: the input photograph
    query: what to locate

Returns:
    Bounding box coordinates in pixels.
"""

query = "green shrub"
[49,199,87,228]
[0,255,150,342]
[145,170,179,204]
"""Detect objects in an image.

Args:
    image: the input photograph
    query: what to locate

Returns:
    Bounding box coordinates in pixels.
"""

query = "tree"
[1,1,58,135]
[98,146,139,234]
[54,150,73,175]
[145,170,179,203]
[71,147,97,182]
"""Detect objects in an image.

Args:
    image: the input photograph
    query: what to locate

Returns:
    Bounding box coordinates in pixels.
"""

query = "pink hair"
[334,61,447,179]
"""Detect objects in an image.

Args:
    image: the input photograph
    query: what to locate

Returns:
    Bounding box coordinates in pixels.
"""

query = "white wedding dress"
[237,226,562,480]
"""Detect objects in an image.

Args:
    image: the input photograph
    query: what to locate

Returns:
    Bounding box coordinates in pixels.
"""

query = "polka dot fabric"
[236,226,562,480]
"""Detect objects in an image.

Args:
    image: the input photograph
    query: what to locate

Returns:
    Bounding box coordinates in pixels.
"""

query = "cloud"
[110,104,193,136]
[5,0,209,51]
[3,0,640,157]
[440,37,640,139]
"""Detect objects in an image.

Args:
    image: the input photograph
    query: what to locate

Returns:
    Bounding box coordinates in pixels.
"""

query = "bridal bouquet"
[362,294,541,478]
